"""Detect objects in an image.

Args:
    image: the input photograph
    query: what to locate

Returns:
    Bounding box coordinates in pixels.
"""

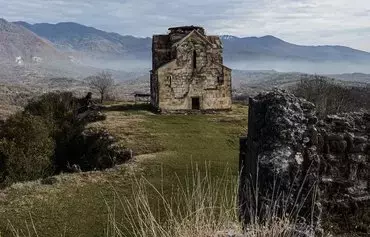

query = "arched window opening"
[167,75,172,87]
[218,76,224,85]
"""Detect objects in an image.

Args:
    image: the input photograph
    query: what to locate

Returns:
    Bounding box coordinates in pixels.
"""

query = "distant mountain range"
[14,21,151,60]
[13,21,370,63]
[0,19,151,83]
[220,35,370,62]
[0,18,369,74]
[1,18,369,112]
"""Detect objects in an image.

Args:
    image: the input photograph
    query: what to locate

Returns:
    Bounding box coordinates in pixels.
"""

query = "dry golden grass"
[106,165,241,237]
[3,165,315,237]
[105,165,312,237]
[88,110,164,155]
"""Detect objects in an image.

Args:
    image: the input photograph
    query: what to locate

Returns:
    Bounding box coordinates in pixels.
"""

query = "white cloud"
[1,0,369,51]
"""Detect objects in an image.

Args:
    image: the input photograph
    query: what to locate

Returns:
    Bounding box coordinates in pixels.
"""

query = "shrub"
[22,92,110,172]
[0,113,54,184]
[0,92,126,187]
[23,92,85,172]
[58,128,128,172]
[24,92,77,127]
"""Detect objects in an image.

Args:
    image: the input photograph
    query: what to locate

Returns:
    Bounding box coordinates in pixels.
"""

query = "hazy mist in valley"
[78,57,370,76]
[225,60,370,74]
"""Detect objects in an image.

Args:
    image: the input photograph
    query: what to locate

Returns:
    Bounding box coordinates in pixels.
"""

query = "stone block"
[239,90,370,235]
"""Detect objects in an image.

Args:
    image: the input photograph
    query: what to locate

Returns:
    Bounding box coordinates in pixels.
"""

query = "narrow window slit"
[193,50,197,69]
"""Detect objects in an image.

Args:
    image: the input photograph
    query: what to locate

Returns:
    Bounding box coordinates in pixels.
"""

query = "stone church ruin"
[239,89,370,236]
[150,26,232,112]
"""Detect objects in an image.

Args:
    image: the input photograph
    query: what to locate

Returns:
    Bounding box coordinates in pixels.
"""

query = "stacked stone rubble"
[239,89,321,236]
[317,113,369,233]
[239,89,369,235]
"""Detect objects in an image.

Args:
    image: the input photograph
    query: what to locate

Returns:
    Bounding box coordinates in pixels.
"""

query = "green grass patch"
[0,104,248,237]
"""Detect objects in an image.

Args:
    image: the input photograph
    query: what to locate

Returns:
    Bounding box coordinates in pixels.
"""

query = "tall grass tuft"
[105,164,241,237]
[4,165,316,237]
[105,164,313,237]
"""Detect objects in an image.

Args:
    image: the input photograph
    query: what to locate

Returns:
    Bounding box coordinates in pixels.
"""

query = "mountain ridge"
[0,18,66,63]
[2,20,369,73]
[14,21,152,59]
[14,21,370,60]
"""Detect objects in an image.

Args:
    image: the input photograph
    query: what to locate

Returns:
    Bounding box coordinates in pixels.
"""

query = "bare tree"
[293,75,361,117]
[86,71,115,103]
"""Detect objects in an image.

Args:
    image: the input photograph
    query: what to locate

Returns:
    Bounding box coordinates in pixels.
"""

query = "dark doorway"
[191,97,200,110]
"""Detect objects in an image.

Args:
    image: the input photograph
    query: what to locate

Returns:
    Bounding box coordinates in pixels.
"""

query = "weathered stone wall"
[152,35,171,70]
[317,112,370,234]
[150,70,159,107]
[151,26,232,112]
[239,89,369,235]
[239,89,322,236]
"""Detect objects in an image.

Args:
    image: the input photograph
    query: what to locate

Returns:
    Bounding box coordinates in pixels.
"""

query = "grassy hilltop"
[0,103,248,237]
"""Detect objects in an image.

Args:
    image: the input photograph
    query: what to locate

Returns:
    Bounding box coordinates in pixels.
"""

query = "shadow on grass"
[102,103,155,112]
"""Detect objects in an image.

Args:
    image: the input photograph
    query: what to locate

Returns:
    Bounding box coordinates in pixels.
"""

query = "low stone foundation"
[159,108,232,114]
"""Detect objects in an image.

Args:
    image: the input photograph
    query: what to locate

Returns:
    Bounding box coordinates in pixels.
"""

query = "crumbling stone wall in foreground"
[239,89,369,236]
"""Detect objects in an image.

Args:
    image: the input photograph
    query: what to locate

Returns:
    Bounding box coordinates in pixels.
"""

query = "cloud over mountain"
[1,0,370,51]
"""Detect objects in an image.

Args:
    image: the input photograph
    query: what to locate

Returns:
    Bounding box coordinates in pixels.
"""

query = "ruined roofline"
[154,33,222,38]
[153,34,169,37]
[168,25,204,32]
[215,62,232,71]
[168,26,206,37]
[172,30,216,48]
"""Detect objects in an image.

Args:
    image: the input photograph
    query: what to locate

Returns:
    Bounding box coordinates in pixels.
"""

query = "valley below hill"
[1,68,370,120]
[1,18,370,120]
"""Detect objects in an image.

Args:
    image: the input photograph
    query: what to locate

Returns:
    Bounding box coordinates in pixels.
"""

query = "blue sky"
[1,0,370,51]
